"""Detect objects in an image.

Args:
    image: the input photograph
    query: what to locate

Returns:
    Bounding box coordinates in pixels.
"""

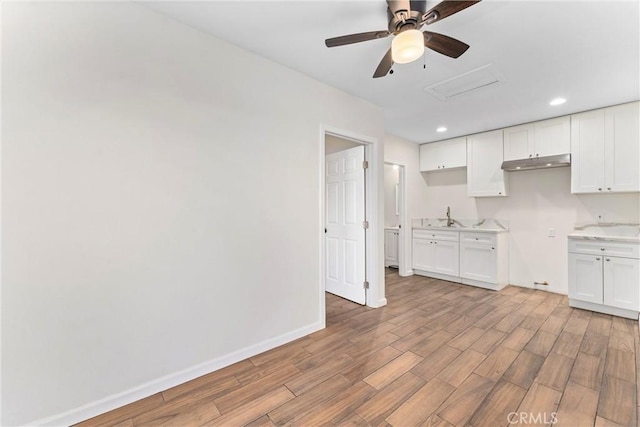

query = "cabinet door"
[503,124,533,161]
[568,253,603,304]
[433,241,459,276]
[419,143,440,172]
[604,256,640,311]
[605,102,640,192]
[460,243,497,283]
[571,109,606,193]
[412,238,434,271]
[441,137,467,169]
[385,230,398,264]
[467,129,507,197]
[534,116,571,157]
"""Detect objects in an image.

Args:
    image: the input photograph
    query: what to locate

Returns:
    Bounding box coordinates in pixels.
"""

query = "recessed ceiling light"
[549,97,566,106]
[436,126,447,132]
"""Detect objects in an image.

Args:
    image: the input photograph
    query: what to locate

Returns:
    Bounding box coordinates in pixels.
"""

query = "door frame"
[384,162,408,277]
[320,125,385,323]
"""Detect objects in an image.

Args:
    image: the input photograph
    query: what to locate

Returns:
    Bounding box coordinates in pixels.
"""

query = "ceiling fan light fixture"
[391,29,424,64]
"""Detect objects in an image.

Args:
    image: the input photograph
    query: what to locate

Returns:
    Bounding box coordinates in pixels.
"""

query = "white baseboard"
[30,321,324,427]
[568,299,639,320]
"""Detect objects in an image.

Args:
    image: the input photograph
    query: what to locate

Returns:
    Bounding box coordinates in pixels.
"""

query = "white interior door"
[325,145,366,304]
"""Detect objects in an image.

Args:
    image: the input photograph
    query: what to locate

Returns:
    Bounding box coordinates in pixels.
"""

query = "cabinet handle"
[600,248,605,251]
[607,187,611,191]
[536,153,539,157]
[529,154,532,158]
[605,258,610,262]
[491,247,495,250]
[499,192,502,195]
[596,257,601,260]
[475,237,479,240]
[598,188,602,191]
[442,165,445,168]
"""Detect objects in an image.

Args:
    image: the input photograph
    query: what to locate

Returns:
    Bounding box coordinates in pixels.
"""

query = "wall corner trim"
[27,321,324,427]
[369,297,388,308]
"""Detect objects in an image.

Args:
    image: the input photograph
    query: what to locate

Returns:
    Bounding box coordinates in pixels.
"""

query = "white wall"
[384,164,400,227]
[1,2,384,425]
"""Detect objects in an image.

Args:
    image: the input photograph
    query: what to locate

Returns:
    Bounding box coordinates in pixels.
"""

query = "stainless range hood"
[501,153,571,172]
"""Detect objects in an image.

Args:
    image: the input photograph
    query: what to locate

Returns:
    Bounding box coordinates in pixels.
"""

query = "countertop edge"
[413,227,508,234]
[567,234,640,244]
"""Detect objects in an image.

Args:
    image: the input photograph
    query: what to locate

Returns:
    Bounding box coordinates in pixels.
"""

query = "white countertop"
[412,218,508,234]
[568,223,640,243]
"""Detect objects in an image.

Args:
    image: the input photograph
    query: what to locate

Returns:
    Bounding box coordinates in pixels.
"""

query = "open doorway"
[384,162,406,275]
[321,128,384,313]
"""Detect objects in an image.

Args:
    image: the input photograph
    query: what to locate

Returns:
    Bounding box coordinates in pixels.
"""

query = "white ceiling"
[143,1,640,143]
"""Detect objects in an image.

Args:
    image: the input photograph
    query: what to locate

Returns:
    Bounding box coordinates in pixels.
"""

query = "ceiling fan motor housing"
[387,8,425,34]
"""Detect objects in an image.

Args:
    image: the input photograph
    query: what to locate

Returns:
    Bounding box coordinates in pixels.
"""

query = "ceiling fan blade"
[373,48,394,78]
[325,31,390,47]
[422,1,480,24]
[387,0,411,16]
[423,31,470,58]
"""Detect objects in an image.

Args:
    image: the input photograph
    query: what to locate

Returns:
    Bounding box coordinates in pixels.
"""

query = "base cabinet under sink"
[412,230,459,276]
[412,229,508,291]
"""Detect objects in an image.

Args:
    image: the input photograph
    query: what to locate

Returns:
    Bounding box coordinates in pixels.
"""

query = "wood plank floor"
[77,269,639,426]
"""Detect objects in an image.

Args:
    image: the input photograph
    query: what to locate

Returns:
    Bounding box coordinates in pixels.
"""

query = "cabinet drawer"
[460,232,497,245]
[413,229,459,242]
[568,239,639,258]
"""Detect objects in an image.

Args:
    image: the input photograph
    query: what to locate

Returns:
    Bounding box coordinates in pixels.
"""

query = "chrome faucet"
[446,206,454,227]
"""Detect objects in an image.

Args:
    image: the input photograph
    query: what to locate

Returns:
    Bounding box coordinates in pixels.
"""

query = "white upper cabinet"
[605,102,640,192]
[467,129,507,197]
[503,124,533,161]
[503,116,570,161]
[571,102,639,194]
[419,137,466,172]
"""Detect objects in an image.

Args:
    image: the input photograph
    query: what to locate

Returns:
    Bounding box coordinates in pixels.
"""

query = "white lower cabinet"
[433,240,460,276]
[604,256,640,311]
[568,253,604,304]
[412,230,459,277]
[385,229,399,267]
[460,242,497,283]
[568,238,640,319]
[459,232,508,290]
[412,229,507,290]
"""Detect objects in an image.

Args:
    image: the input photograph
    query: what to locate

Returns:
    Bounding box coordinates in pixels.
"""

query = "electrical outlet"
[596,213,605,223]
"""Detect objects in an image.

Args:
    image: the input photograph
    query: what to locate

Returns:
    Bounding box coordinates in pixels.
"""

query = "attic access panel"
[424,63,505,101]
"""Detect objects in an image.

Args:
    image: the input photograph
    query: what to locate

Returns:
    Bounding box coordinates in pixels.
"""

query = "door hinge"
[363,281,370,289]
[362,160,369,169]
[362,220,369,229]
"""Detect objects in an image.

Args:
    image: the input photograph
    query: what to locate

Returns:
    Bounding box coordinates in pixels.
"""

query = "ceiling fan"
[325,0,481,78]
